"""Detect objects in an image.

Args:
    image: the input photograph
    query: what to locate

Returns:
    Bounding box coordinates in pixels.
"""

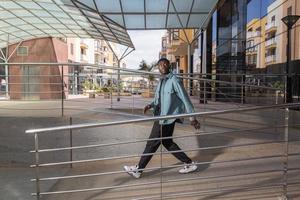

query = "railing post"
[5,60,9,99]
[34,133,40,200]
[204,79,207,104]
[5,34,9,99]
[110,75,113,109]
[283,107,289,199]
[117,60,121,102]
[198,79,201,104]
[160,123,163,200]
[69,117,73,168]
[275,90,281,105]
[241,75,244,104]
[61,65,64,117]
[132,76,134,114]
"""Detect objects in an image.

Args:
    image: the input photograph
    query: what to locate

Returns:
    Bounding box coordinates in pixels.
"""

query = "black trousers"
[138,121,192,171]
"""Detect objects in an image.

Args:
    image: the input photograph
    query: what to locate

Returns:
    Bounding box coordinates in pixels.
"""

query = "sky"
[123,30,166,69]
[247,0,276,22]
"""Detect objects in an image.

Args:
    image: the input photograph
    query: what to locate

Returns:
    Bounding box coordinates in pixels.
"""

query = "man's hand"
[191,119,201,129]
[143,104,151,114]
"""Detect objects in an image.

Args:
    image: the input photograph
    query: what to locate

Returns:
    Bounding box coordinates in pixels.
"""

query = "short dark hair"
[157,58,170,66]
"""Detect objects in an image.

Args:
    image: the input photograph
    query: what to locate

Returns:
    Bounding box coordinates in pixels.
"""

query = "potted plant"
[83,80,97,98]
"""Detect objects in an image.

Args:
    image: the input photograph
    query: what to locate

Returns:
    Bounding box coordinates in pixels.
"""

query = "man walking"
[124,58,200,178]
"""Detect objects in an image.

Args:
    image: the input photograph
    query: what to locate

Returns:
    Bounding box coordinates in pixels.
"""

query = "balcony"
[80,39,88,49]
[94,46,102,53]
[247,31,260,39]
[265,21,277,33]
[265,55,276,64]
[265,37,277,48]
[246,45,258,54]
[80,54,88,62]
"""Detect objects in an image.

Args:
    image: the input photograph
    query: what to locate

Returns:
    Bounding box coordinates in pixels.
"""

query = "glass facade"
[215,0,247,100]
[201,0,300,102]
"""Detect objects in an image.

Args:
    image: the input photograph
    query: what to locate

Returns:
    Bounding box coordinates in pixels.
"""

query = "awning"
[0,0,134,48]
[66,0,218,29]
[0,0,218,48]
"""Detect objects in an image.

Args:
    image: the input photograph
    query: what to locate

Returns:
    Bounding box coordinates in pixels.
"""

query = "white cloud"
[123,30,166,69]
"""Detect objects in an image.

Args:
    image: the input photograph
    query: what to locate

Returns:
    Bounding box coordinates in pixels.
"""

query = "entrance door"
[22,66,40,100]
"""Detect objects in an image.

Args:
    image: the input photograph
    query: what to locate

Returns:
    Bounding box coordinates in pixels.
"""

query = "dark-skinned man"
[124,58,200,178]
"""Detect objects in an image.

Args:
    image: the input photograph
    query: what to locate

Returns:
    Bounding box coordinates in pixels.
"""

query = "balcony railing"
[266,21,277,31]
[80,54,87,62]
[247,31,260,38]
[246,45,258,53]
[265,55,276,63]
[94,47,102,52]
[265,37,277,47]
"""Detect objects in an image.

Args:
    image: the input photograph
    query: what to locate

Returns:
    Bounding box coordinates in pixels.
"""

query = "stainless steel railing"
[26,103,300,200]
[1,62,292,120]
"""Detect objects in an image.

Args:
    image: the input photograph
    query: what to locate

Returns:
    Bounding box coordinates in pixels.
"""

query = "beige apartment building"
[246,0,300,72]
[160,29,196,73]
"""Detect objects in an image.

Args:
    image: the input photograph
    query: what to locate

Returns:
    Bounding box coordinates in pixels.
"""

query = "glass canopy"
[0,0,219,48]
[70,0,219,29]
[0,0,134,48]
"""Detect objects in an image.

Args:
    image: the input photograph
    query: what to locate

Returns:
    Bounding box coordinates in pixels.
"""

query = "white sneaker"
[123,165,142,178]
[179,162,198,174]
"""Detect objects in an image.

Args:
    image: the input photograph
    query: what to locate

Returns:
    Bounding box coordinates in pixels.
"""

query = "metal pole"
[160,124,163,200]
[5,60,8,98]
[117,60,120,101]
[110,74,113,109]
[70,117,73,168]
[61,65,64,117]
[34,133,40,200]
[283,107,289,199]
[204,79,207,104]
[74,70,78,95]
[241,75,244,104]
[5,34,9,98]
[132,76,134,114]
[286,27,292,103]
[187,43,191,96]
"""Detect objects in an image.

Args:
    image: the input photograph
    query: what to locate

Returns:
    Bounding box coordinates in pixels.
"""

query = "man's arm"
[144,82,160,113]
[172,76,195,114]
[173,77,200,129]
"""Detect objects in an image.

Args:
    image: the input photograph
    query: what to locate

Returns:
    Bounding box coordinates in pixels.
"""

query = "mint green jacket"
[150,72,195,125]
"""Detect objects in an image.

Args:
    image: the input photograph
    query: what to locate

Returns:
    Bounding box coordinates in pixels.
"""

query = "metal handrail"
[31,155,285,182]
[27,103,299,199]
[0,62,285,91]
[30,123,293,153]
[26,103,300,134]
[30,139,289,168]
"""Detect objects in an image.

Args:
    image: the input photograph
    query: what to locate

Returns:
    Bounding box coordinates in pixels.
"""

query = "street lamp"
[281,15,300,103]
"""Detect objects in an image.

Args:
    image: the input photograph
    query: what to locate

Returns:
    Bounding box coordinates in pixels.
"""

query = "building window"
[253,54,257,64]
[113,55,117,63]
[70,43,74,55]
[103,57,106,63]
[271,15,275,22]
[95,54,100,64]
[172,29,179,40]
[287,6,292,15]
[256,27,261,35]
[94,40,101,51]
[17,46,28,56]
[80,47,86,55]
[162,38,166,50]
